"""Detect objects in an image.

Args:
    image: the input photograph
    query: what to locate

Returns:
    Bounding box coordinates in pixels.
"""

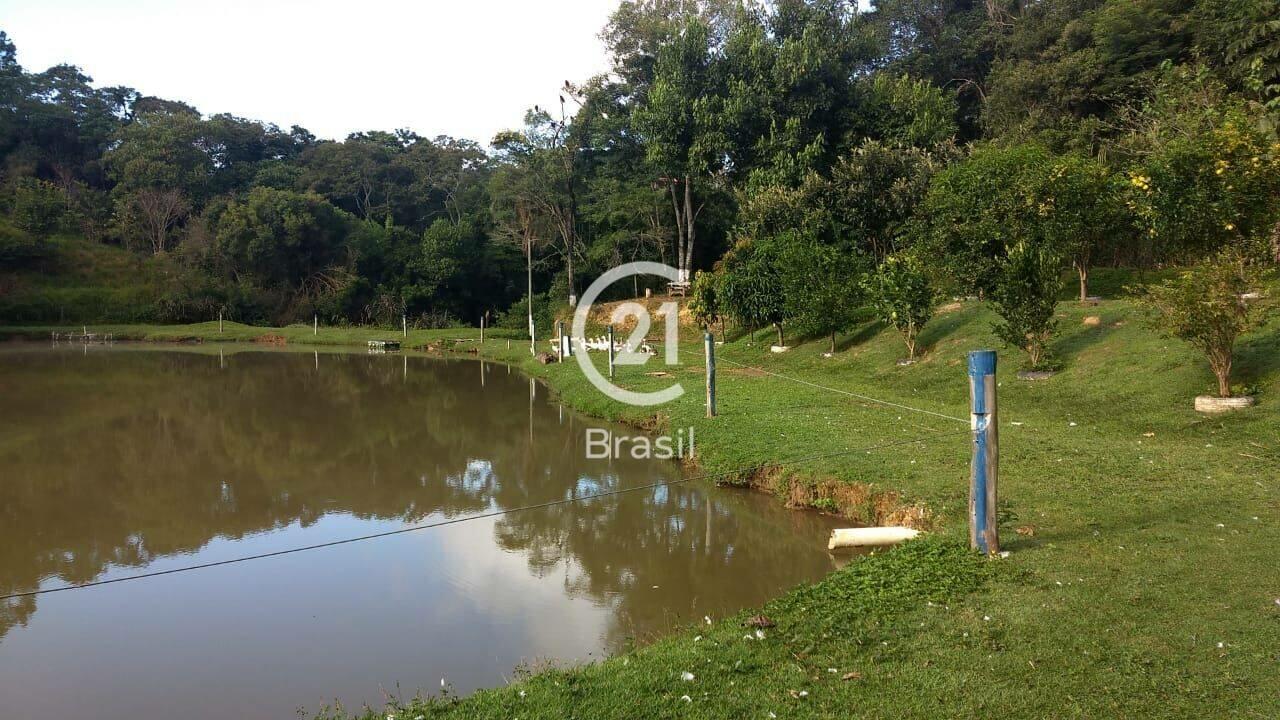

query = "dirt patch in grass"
[254,334,288,345]
[576,295,687,332]
[738,465,933,529]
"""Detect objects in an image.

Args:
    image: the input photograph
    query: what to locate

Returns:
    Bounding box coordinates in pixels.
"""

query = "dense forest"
[1,0,1277,356]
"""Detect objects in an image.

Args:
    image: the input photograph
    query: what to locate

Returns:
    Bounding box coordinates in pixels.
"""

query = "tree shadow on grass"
[835,320,884,352]
[1233,325,1280,389]
[1050,323,1112,369]
[916,307,972,355]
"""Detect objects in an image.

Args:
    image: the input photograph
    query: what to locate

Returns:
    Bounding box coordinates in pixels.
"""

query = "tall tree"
[632,15,728,282]
[492,110,578,305]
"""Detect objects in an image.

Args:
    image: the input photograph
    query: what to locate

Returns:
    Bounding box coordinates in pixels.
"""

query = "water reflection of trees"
[0,348,833,647]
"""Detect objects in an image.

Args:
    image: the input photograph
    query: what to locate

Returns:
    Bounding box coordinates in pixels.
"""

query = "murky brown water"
[0,343,840,720]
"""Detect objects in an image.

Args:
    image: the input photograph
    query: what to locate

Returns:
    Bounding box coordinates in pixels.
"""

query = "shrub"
[990,240,1066,370]
[0,222,51,266]
[11,178,67,238]
[1136,251,1271,397]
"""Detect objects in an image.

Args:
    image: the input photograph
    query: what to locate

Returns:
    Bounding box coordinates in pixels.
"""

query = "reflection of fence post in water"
[968,350,999,554]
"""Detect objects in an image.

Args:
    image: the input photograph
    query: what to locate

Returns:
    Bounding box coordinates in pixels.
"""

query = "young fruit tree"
[687,270,725,341]
[1137,252,1269,398]
[719,237,787,346]
[776,232,866,354]
[990,240,1066,370]
[866,253,934,361]
[1035,155,1126,302]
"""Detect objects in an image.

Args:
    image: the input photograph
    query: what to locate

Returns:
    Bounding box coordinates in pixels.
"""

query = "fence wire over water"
[3,344,975,602]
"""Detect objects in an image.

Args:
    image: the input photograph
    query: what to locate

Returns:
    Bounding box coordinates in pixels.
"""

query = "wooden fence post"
[705,331,716,418]
[968,349,999,554]
[607,325,615,379]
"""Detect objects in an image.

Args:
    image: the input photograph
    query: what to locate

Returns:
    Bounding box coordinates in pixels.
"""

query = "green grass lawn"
[5,294,1278,718]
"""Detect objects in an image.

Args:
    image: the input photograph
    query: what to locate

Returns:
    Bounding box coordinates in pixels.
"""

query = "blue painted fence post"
[968,350,999,554]
[705,332,716,418]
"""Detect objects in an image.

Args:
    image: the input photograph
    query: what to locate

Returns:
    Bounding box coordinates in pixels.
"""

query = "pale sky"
[0,0,618,144]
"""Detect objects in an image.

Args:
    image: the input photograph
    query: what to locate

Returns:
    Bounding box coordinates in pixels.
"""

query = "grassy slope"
[0,232,173,322]
[5,293,1279,718]
[420,297,1280,719]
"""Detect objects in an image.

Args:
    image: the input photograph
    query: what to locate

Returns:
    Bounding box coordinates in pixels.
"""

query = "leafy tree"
[718,236,787,345]
[64,180,112,243]
[297,133,405,223]
[105,107,210,252]
[687,269,724,340]
[489,158,555,346]
[1137,251,1271,397]
[581,176,672,277]
[398,136,491,226]
[0,221,49,265]
[777,233,866,354]
[721,0,875,186]
[1198,0,1280,108]
[1126,96,1280,264]
[827,139,951,260]
[866,252,934,361]
[9,177,66,237]
[911,144,1052,297]
[1035,153,1127,301]
[733,171,865,351]
[913,143,1124,304]
[990,239,1067,370]
[213,187,353,297]
[857,74,959,149]
[632,14,728,282]
[400,217,489,319]
[492,111,578,304]
[866,0,996,137]
[105,107,210,200]
[981,0,1195,142]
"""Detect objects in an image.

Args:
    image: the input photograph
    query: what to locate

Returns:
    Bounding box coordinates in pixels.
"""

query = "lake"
[0,343,840,719]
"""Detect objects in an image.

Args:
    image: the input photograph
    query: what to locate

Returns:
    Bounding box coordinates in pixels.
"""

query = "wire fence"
[0,430,968,602]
